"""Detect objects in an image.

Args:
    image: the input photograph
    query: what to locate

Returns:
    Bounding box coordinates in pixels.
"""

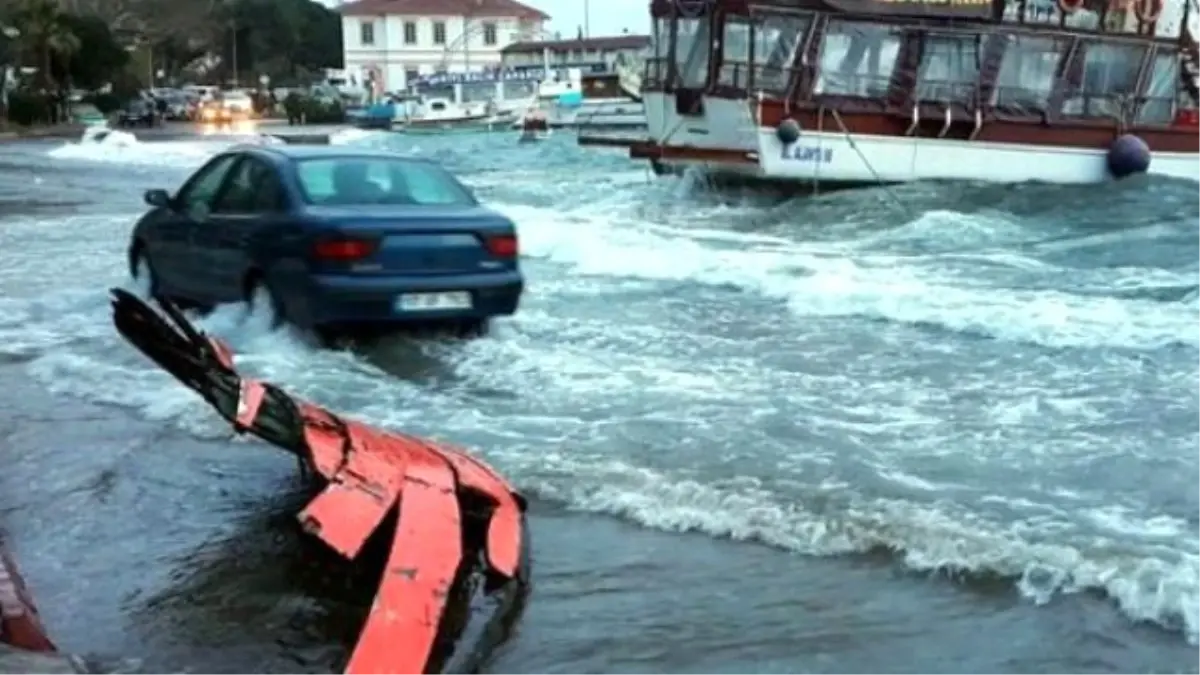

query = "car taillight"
[313,238,377,261]
[484,234,518,258]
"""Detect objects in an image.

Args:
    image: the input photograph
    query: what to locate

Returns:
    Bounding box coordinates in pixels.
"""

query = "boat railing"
[717,60,794,94]
[813,72,893,98]
[913,81,981,107]
[1135,92,1179,121]
[717,60,751,89]
[991,84,1057,114]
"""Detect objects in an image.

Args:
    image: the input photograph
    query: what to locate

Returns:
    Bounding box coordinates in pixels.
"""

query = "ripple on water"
[0,132,1196,667]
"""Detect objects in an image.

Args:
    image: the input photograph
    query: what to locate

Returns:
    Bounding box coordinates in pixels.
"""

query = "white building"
[338,0,550,93]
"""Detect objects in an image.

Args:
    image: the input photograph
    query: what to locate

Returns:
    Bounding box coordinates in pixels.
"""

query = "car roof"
[234,143,440,165]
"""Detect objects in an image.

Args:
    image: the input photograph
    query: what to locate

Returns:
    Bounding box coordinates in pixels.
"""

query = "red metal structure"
[0,288,531,673]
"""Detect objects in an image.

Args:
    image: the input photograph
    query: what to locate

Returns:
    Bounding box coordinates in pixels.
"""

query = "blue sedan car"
[128,145,523,338]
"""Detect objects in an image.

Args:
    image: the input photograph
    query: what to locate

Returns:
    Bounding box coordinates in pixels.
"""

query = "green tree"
[217,0,341,84]
[53,13,129,90]
[13,0,81,91]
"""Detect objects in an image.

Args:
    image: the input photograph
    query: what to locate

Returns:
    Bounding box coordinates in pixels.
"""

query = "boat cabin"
[641,0,1199,134]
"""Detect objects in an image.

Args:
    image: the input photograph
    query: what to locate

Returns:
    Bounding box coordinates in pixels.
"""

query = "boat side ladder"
[968,108,983,140]
[937,103,952,138]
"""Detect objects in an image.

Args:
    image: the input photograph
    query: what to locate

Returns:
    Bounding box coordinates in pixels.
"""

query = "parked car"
[221,90,255,118]
[195,98,228,123]
[127,145,523,339]
[116,100,158,127]
[70,102,107,126]
[158,91,191,120]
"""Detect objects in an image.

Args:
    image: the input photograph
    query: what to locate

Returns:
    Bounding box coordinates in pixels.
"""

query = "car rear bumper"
[301,270,524,326]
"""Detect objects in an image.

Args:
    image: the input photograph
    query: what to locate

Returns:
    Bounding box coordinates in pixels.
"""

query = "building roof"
[338,0,550,19]
[500,34,651,54]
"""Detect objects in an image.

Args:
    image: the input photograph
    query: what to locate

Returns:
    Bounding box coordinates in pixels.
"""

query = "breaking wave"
[12,133,1199,646]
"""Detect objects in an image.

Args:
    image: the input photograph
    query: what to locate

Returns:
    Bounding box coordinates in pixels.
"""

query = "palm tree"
[14,0,80,92]
[12,0,79,122]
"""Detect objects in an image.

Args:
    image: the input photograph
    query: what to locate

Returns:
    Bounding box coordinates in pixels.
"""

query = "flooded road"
[0,129,1196,673]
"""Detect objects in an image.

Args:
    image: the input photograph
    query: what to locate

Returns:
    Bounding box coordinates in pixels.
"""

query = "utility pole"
[231,19,239,86]
[584,0,590,37]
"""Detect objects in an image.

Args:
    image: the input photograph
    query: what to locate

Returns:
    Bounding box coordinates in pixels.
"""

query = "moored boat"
[396,96,515,134]
[617,0,1199,187]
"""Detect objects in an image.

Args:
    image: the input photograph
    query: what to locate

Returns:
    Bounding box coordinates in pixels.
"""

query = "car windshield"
[294,157,477,206]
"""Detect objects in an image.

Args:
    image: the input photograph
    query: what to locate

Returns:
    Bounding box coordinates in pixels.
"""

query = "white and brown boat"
[624,0,1200,187]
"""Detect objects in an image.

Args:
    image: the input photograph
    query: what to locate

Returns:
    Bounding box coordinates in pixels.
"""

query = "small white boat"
[513,70,646,131]
[395,96,514,135]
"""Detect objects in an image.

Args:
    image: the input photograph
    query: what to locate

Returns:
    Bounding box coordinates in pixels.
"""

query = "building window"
[433,21,446,45]
[404,21,417,44]
[483,22,497,46]
[360,20,375,46]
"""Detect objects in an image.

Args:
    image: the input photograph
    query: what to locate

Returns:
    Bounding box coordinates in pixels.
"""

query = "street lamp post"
[0,26,18,129]
[231,20,239,86]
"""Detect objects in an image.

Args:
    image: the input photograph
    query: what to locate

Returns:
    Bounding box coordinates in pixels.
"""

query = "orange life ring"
[1058,0,1084,13]
[1135,0,1162,22]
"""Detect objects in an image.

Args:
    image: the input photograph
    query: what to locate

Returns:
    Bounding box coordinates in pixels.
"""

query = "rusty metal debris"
[104,288,531,674]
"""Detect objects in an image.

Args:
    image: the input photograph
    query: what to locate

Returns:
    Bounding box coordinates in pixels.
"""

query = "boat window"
[1062,41,1146,119]
[461,81,495,103]
[430,101,446,111]
[583,75,620,98]
[814,21,902,97]
[502,80,537,101]
[753,13,809,93]
[645,17,671,87]
[422,85,456,101]
[1135,49,1179,124]
[991,35,1065,113]
[916,34,979,103]
[718,17,752,88]
[675,16,712,88]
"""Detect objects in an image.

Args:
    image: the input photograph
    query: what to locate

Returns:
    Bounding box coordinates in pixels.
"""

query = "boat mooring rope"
[825,107,911,217]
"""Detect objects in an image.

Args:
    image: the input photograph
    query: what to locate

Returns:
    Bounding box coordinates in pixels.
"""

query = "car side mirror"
[144,189,173,209]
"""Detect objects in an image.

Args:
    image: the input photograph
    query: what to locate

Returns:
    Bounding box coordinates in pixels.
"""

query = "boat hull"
[634,92,1200,187]
[397,118,509,135]
[396,121,504,134]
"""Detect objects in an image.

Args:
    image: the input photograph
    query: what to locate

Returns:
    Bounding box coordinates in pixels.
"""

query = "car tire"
[129,242,161,297]
[243,274,286,329]
[457,319,490,338]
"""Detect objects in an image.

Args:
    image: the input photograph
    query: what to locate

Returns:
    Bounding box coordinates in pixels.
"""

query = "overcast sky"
[526,0,653,37]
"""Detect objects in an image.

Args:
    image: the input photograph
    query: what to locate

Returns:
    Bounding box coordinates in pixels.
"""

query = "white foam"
[48,128,217,168]
[1,151,1194,647]
[327,128,384,146]
[500,202,1199,350]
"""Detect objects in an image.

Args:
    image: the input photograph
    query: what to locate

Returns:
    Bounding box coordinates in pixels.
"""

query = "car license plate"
[396,291,472,311]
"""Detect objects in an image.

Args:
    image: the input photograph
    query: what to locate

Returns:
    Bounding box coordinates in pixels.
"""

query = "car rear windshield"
[294,157,476,206]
